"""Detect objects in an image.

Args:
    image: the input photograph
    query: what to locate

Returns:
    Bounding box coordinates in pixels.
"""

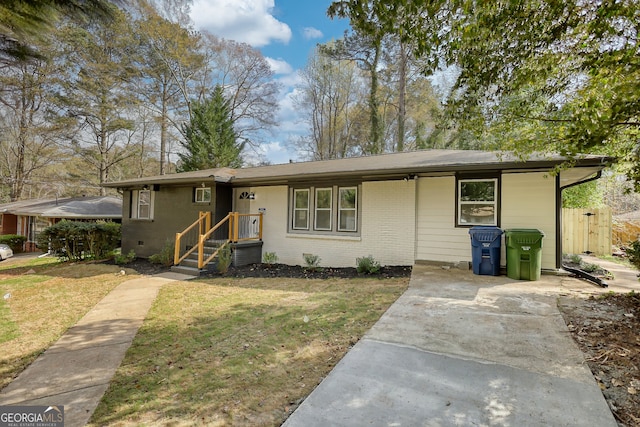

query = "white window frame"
[292,188,310,230]
[457,178,498,226]
[314,187,333,231]
[131,189,154,220]
[195,187,211,203]
[338,186,358,232]
[289,185,359,235]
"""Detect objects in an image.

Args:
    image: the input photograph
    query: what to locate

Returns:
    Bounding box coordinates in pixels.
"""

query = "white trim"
[131,189,154,220]
[286,233,362,242]
[457,178,497,226]
[292,188,310,230]
[338,186,358,231]
[195,187,211,203]
[314,187,332,230]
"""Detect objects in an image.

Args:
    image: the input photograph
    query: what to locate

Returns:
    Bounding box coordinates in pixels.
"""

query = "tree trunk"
[397,41,407,152]
[368,42,382,154]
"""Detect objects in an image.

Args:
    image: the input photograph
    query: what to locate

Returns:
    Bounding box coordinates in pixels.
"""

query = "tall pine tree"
[178,85,244,171]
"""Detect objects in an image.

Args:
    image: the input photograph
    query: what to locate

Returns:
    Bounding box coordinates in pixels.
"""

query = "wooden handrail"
[174,212,211,265]
[174,211,263,270]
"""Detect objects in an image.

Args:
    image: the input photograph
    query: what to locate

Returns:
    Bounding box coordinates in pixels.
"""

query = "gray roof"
[102,149,614,188]
[0,196,122,219]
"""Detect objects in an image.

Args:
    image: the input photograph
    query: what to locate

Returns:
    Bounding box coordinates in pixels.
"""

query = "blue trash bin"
[469,226,503,276]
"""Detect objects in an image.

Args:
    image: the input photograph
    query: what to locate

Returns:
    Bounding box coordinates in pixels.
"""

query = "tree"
[329,1,638,183]
[0,36,65,201]
[562,181,604,209]
[201,33,280,149]
[0,0,117,64]
[293,46,362,160]
[54,8,139,195]
[178,85,243,171]
[321,31,384,155]
[135,7,205,175]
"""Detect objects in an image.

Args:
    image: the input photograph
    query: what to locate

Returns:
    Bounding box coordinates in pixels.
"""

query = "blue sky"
[189,0,351,164]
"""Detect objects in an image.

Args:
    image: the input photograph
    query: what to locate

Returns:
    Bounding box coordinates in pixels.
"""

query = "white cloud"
[251,141,293,165]
[302,27,323,40]
[266,57,293,75]
[190,0,291,47]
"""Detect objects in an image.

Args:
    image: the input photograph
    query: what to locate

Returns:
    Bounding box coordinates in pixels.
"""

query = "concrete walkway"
[283,265,622,427]
[0,271,192,427]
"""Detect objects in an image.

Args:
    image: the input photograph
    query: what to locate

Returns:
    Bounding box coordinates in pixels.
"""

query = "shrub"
[356,255,381,275]
[581,262,599,273]
[627,240,640,270]
[149,239,174,266]
[114,249,136,265]
[0,234,26,253]
[569,254,582,264]
[37,220,121,261]
[216,243,232,274]
[262,251,278,265]
[303,253,321,271]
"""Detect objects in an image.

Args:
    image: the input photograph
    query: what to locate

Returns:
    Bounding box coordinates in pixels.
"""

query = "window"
[293,189,309,230]
[457,178,498,226]
[314,188,332,230]
[338,187,357,231]
[195,187,211,203]
[131,189,154,220]
[290,185,359,234]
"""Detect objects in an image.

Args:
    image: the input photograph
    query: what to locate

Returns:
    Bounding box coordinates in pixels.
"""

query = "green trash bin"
[505,229,544,280]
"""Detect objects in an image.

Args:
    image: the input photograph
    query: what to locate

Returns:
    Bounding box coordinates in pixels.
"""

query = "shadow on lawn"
[89,278,408,426]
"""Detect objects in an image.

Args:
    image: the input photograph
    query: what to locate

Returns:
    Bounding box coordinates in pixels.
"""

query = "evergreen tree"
[178,85,244,171]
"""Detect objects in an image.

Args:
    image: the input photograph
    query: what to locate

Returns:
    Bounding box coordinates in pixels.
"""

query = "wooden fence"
[562,208,612,256]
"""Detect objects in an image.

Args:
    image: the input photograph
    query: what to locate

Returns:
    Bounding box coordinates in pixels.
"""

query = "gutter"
[561,264,608,288]
[555,170,604,270]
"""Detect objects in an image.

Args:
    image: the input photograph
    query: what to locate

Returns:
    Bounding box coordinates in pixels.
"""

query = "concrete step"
[170,265,202,276]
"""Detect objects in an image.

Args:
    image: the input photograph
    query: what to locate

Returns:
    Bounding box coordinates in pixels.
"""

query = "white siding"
[415,173,558,270]
[249,172,558,270]
[248,181,415,267]
[416,176,471,263]
[501,172,557,270]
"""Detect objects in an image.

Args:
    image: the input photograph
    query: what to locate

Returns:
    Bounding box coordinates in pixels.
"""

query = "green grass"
[90,275,409,426]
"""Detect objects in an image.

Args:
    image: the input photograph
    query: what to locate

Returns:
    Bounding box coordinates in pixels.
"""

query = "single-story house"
[102,149,613,274]
[0,196,122,251]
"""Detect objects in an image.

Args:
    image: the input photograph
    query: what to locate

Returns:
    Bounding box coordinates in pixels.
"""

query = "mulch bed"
[120,258,412,279]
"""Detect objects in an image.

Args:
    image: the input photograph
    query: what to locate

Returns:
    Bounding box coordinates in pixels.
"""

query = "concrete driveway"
[283,265,618,427]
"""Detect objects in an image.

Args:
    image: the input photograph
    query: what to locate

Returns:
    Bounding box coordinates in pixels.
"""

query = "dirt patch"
[559,292,640,427]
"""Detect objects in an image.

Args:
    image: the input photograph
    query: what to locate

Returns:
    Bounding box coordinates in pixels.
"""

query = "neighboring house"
[102,150,613,273]
[0,196,122,251]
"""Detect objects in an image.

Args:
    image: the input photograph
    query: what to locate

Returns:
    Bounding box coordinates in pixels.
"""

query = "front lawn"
[90,275,409,426]
[0,256,140,390]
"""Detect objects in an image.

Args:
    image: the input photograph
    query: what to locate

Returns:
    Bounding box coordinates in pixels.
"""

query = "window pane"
[315,210,331,230]
[294,210,308,229]
[196,188,211,202]
[339,211,356,231]
[460,181,495,202]
[460,203,495,224]
[338,187,357,231]
[316,188,331,208]
[138,190,150,219]
[138,205,150,219]
[295,190,309,208]
[293,189,309,229]
[339,188,356,208]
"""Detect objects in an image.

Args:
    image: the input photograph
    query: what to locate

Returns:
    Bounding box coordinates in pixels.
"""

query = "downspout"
[555,170,603,269]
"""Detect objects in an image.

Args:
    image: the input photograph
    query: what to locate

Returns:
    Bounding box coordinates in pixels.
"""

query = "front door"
[233,187,252,214]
